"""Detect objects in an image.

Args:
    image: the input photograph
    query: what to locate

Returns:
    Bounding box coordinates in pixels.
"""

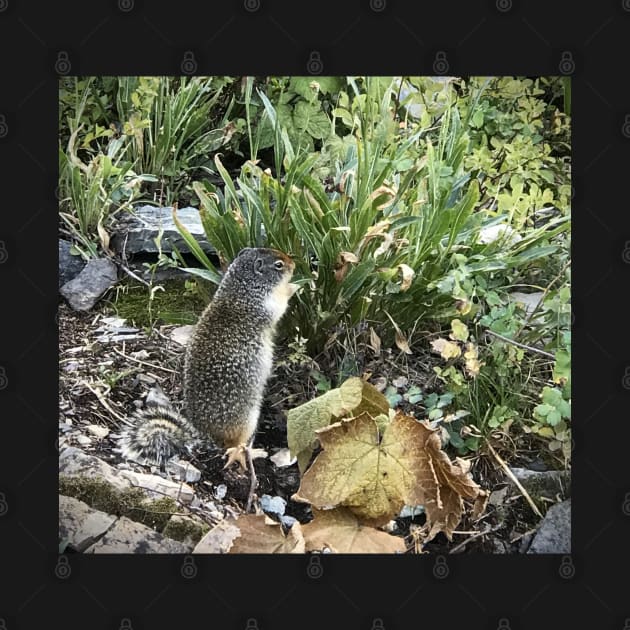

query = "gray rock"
[509,467,571,501]
[85,516,189,553]
[166,458,202,483]
[59,240,86,287]
[119,470,195,504]
[59,447,132,491]
[527,499,571,554]
[60,258,118,311]
[112,205,215,255]
[59,495,117,552]
[193,519,240,554]
[85,424,110,439]
[259,494,286,518]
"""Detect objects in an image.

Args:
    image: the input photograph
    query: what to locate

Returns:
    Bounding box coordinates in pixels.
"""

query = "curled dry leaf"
[369,185,397,210]
[431,338,461,360]
[384,311,412,355]
[228,514,305,554]
[293,412,484,541]
[334,251,360,283]
[369,327,381,355]
[397,264,415,292]
[302,507,405,554]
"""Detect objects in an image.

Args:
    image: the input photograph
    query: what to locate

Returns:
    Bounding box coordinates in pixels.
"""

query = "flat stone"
[85,424,110,439]
[259,494,286,518]
[166,458,202,484]
[85,516,189,553]
[59,495,117,552]
[193,519,240,554]
[509,468,571,501]
[59,447,131,492]
[59,239,86,288]
[60,258,118,311]
[119,470,195,504]
[112,205,215,255]
[527,499,571,554]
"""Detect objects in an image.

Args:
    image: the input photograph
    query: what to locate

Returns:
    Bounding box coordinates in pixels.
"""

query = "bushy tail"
[117,405,199,468]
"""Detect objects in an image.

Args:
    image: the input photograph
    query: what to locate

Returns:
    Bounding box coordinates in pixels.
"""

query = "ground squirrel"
[118,247,297,504]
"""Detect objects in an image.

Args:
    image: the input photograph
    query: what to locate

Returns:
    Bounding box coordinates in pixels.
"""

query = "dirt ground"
[58,298,550,554]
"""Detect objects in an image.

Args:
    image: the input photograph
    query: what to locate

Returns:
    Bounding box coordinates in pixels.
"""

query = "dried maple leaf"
[293,412,483,541]
[302,507,405,554]
[229,515,305,554]
[287,377,364,473]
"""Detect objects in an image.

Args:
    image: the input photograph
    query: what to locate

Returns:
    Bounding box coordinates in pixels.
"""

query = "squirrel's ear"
[254,257,264,274]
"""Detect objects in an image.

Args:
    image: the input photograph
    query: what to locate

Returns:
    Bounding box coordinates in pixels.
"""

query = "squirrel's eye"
[274,260,284,270]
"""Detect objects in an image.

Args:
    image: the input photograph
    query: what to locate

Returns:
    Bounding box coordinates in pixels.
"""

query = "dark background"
[0,0,628,628]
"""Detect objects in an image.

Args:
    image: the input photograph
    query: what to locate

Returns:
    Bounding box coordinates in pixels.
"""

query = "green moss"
[162,515,209,545]
[105,278,213,328]
[59,475,179,531]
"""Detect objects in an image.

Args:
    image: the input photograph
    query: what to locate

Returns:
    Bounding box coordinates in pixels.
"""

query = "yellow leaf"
[302,508,405,553]
[229,515,305,554]
[293,412,483,540]
[431,338,461,360]
[463,342,483,377]
[449,319,469,342]
[287,377,364,473]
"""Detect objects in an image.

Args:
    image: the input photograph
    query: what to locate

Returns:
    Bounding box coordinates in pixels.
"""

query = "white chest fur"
[264,277,298,324]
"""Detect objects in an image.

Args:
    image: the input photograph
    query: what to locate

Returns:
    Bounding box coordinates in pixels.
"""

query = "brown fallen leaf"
[302,507,405,554]
[229,515,305,554]
[293,412,483,540]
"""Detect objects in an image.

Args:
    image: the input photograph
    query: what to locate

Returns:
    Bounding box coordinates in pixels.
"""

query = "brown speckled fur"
[118,247,295,467]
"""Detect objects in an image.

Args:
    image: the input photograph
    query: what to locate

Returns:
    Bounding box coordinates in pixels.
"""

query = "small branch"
[81,380,127,423]
[112,346,178,374]
[484,329,555,360]
[486,441,544,519]
[450,523,502,554]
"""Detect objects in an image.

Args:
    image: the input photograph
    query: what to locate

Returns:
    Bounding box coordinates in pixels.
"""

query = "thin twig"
[119,262,151,287]
[450,524,502,554]
[81,380,127,423]
[484,329,555,360]
[112,346,178,374]
[486,441,544,519]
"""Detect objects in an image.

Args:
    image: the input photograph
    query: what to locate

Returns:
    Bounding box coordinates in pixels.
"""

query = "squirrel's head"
[217,247,297,321]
